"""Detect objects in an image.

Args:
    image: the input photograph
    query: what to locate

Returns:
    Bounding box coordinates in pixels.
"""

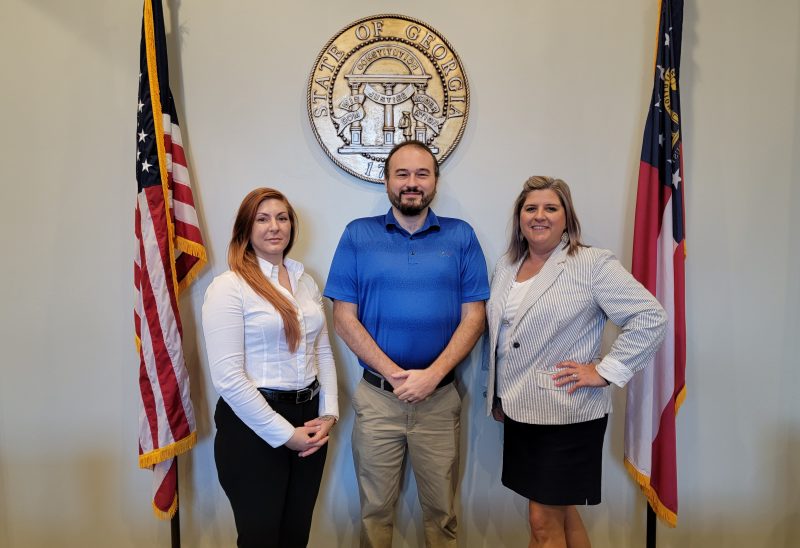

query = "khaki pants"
[352,378,461,548]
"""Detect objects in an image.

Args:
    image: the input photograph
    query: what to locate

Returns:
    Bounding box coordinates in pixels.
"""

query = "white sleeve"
[591,251,668,387]
[201,274,295,447]
[310,278,339,419]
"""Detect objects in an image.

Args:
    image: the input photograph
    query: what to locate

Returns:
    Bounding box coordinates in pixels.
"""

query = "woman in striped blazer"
[485,176,667,547]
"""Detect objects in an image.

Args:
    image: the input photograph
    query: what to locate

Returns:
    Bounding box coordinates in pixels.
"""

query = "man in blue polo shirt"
[324,140,489,548]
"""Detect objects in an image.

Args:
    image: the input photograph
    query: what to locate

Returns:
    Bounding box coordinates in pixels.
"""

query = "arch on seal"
[337,44,439,154]
[351,44,428,77]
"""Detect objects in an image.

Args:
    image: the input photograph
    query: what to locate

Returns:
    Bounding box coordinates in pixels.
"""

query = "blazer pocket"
[533,370,569,392]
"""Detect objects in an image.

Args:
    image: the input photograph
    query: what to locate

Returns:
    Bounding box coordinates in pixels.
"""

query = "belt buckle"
[295,388,311,404]
[367,370,386,391]
[375,373,390,392]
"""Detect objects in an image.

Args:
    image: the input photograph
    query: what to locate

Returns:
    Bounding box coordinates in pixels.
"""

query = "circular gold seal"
[307,14,469,184]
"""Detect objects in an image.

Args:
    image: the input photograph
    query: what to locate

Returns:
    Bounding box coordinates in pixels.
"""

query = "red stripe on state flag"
[648,372,679,512]
[632,161,668,291]
[646,245,684,515]
[626,0,685,527]
[625,178,685,526]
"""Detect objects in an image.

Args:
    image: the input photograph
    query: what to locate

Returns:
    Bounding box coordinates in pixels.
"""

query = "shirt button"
[502,320,511,327]
[512,342,520,349]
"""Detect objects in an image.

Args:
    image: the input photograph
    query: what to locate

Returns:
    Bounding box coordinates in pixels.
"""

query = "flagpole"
[171,462,181,548]
[646,504,656,548]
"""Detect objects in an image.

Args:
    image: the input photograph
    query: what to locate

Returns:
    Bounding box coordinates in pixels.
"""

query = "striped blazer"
[484,241,667,424]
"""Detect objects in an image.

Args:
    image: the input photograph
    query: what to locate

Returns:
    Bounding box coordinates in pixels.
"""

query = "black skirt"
[502,414,608,505]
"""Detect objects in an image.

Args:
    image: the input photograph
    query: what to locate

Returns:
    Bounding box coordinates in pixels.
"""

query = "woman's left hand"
[552,361,609,394]
[300,416,336,456]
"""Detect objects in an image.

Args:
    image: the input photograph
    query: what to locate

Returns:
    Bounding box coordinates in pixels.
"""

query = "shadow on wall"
[175,256,235,544]
[309,329,362,548]
[2,452,155,547]
[0,437,8,548]
[458,344,530,547]
[765,421,800,547]
[23,0,131,58]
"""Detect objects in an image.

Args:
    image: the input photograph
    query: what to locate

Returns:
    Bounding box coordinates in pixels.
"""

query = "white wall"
[1,1,798,546]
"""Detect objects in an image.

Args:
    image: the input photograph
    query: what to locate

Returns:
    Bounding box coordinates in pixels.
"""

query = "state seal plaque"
[307,14,470,184]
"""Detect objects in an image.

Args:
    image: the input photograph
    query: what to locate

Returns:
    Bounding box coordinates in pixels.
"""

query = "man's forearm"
[332,300,403,379]
[427,301,486,379]
[391,301,486,401]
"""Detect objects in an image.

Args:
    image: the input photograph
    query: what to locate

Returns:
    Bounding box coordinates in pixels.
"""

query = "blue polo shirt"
[324,209,489,371]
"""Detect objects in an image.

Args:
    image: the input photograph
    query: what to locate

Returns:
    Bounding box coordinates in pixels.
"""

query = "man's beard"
[388,187,436,216]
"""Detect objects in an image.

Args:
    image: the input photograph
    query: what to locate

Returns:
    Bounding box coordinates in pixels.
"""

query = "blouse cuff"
[262,416,296,448]
[319,393,339,420]
[595,355,632,388]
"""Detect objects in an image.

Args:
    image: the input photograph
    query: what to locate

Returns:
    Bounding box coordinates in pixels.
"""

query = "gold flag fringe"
[139,431,197,469]
[143,0,182,300]
[626,0,682,531]
[153,492,179,520]
[675,385,686,413]
[624,459,678,527]
[175,236,208,295]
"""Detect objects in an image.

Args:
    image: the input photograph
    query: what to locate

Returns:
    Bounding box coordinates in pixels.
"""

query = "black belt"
[362,369,454,393]
[258,380,319,404]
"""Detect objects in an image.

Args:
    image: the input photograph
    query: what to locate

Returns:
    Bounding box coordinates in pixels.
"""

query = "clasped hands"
[389,367,443,404]
[285,415,336,457]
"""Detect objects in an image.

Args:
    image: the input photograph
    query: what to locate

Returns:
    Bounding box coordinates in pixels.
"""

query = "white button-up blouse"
[202,256,338,447]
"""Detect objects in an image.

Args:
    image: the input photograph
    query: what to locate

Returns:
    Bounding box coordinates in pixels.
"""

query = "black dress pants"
[214,395,327,548]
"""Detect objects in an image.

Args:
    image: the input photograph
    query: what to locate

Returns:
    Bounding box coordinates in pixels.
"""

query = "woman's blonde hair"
[507,176,585,261]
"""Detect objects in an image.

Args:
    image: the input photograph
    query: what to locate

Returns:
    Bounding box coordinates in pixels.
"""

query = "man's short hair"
[383,140,440,181]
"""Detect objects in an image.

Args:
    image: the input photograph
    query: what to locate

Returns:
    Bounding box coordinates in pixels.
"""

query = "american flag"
[624,0,686,527]
[134,0,206,520]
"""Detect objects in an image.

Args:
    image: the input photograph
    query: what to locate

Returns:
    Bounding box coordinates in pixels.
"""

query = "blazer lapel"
[510,239,569,334]
[489,257,519,351]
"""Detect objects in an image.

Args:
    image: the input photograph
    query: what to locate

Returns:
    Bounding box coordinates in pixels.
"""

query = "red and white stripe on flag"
[625,0,686,527]
[625,159,686,527]
[135,0,206,520]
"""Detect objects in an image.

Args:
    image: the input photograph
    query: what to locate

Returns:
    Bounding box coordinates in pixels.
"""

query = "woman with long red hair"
[202,188,338,547]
